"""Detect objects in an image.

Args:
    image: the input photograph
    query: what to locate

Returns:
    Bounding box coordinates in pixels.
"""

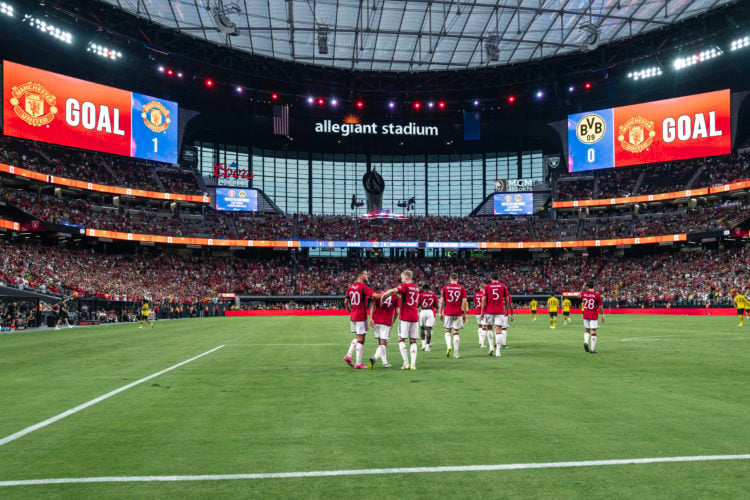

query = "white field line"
[0,345,225,448]
[223,343,340,346]
[1,454,749,487]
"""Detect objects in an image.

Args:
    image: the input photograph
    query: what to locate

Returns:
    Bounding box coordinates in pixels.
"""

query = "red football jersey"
[473,290,485,309]
[397,283,421,322]
[346,282,374,321]
[372,292,399,326]
[483,282,511,315]
[441,283,467,316]
[419,291,438,312]
[580,290,603,320]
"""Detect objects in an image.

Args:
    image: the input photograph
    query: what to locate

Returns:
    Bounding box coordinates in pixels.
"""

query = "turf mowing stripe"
[1,454,749,486]
[0,345,225,448]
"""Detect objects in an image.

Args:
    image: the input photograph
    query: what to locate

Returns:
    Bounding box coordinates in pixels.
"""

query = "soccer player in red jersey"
[368,291,400,369]
[344,270,381,369]
[481,273,513,357]
[580,281,605,353]
[418,284,438,351]
[438,273,468,359]
[383,269,422,370]
[474,283,488,348]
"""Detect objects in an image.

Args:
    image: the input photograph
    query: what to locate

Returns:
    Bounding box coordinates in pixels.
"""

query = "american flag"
[273,104,289,135]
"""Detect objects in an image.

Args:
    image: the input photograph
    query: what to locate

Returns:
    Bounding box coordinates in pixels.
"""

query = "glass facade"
[195,142,542,216]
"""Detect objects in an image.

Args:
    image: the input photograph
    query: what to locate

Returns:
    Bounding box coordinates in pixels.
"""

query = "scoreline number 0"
[587,148,595,163]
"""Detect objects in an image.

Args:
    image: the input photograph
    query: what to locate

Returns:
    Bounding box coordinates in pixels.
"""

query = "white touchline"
[1,454,749,487]
[0,345,225,448]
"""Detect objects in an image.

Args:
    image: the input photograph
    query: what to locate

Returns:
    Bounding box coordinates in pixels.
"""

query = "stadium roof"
[101,0,734,72]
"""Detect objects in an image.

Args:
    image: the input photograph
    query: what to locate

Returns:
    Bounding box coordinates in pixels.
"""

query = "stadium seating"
[554,153,750,201]
[0,136,204,195]
[1,239,745,307]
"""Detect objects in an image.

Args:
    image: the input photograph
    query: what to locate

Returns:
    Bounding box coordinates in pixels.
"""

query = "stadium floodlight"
[484,34,500,62]
[317,26,329,55]
[86,42,122,60]
[627,66,663,81]
[1,2,14,17]
[24,15,73,44]
[730,36,750,51]
[673,47,723,70]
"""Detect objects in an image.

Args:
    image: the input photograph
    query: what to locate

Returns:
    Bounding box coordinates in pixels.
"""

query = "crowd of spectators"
[0,136,203,195]
[595,247,750,307]
[156,169,202,194]
[3,184,748,242]
[0,241,294,302]
[554,152,750,201]
[2,239,748,308]
[578,202,747,240]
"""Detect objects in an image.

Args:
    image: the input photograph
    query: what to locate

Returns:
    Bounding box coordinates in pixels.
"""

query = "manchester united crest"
[617,116,656,153]
[9,81,58,127]
[141,100,171,133]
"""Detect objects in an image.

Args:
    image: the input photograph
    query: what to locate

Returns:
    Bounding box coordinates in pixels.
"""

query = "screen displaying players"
[215,187,258,212]
[2,60,178,163]
[567,89,731,172]
[493,192,533,215]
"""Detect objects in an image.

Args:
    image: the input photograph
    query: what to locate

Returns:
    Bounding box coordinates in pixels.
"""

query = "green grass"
[0,315,748,498]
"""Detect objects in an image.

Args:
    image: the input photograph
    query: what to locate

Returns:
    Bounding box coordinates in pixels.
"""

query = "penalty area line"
[1,454,749,487]
[0,345,225,448]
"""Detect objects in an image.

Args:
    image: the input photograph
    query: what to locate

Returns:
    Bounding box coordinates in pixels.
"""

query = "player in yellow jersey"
[734,291,747,326]
[547,294,559,329]
[562,298,572,325]
[530,299,538,321]
[139,298,154,329]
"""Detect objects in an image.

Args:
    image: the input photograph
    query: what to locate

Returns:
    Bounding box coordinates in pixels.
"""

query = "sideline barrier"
[0,163,210,204]
[226,307,736,317]
[552,178,750,209]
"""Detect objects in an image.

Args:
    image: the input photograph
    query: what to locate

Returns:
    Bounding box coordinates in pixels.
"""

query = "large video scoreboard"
[2,60,179,164]
[567,89,731,173]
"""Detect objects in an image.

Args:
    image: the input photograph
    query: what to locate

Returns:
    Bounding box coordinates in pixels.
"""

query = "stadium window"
[521,151,544,181]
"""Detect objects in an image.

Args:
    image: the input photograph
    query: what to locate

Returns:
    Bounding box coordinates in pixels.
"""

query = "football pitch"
[0,315,748,499]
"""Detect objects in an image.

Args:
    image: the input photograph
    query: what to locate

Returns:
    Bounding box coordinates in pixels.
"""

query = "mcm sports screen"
[493,192,534,215]
[2,60,178,164]
[567,89,731,173]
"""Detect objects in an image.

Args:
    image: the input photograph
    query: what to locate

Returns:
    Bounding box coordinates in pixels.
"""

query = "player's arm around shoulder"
[368,301,376,327]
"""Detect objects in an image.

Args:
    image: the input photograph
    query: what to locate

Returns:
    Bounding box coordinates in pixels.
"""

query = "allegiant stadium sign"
[314,118,439,137]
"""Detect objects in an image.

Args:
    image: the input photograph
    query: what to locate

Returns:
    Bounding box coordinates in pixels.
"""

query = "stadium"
[0,0,749,496]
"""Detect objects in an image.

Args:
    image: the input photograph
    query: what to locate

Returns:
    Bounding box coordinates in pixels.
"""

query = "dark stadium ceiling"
[100,0,735,72]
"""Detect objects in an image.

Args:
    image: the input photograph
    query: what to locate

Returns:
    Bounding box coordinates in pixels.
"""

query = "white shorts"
[350,320,367,336]
[398,320,419,340]
[374,324,392,342]
[443,315,464,331]
[419,309,435,328]
[583,319,599,330]
[486,314,509,328]
[475,314,486,326]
